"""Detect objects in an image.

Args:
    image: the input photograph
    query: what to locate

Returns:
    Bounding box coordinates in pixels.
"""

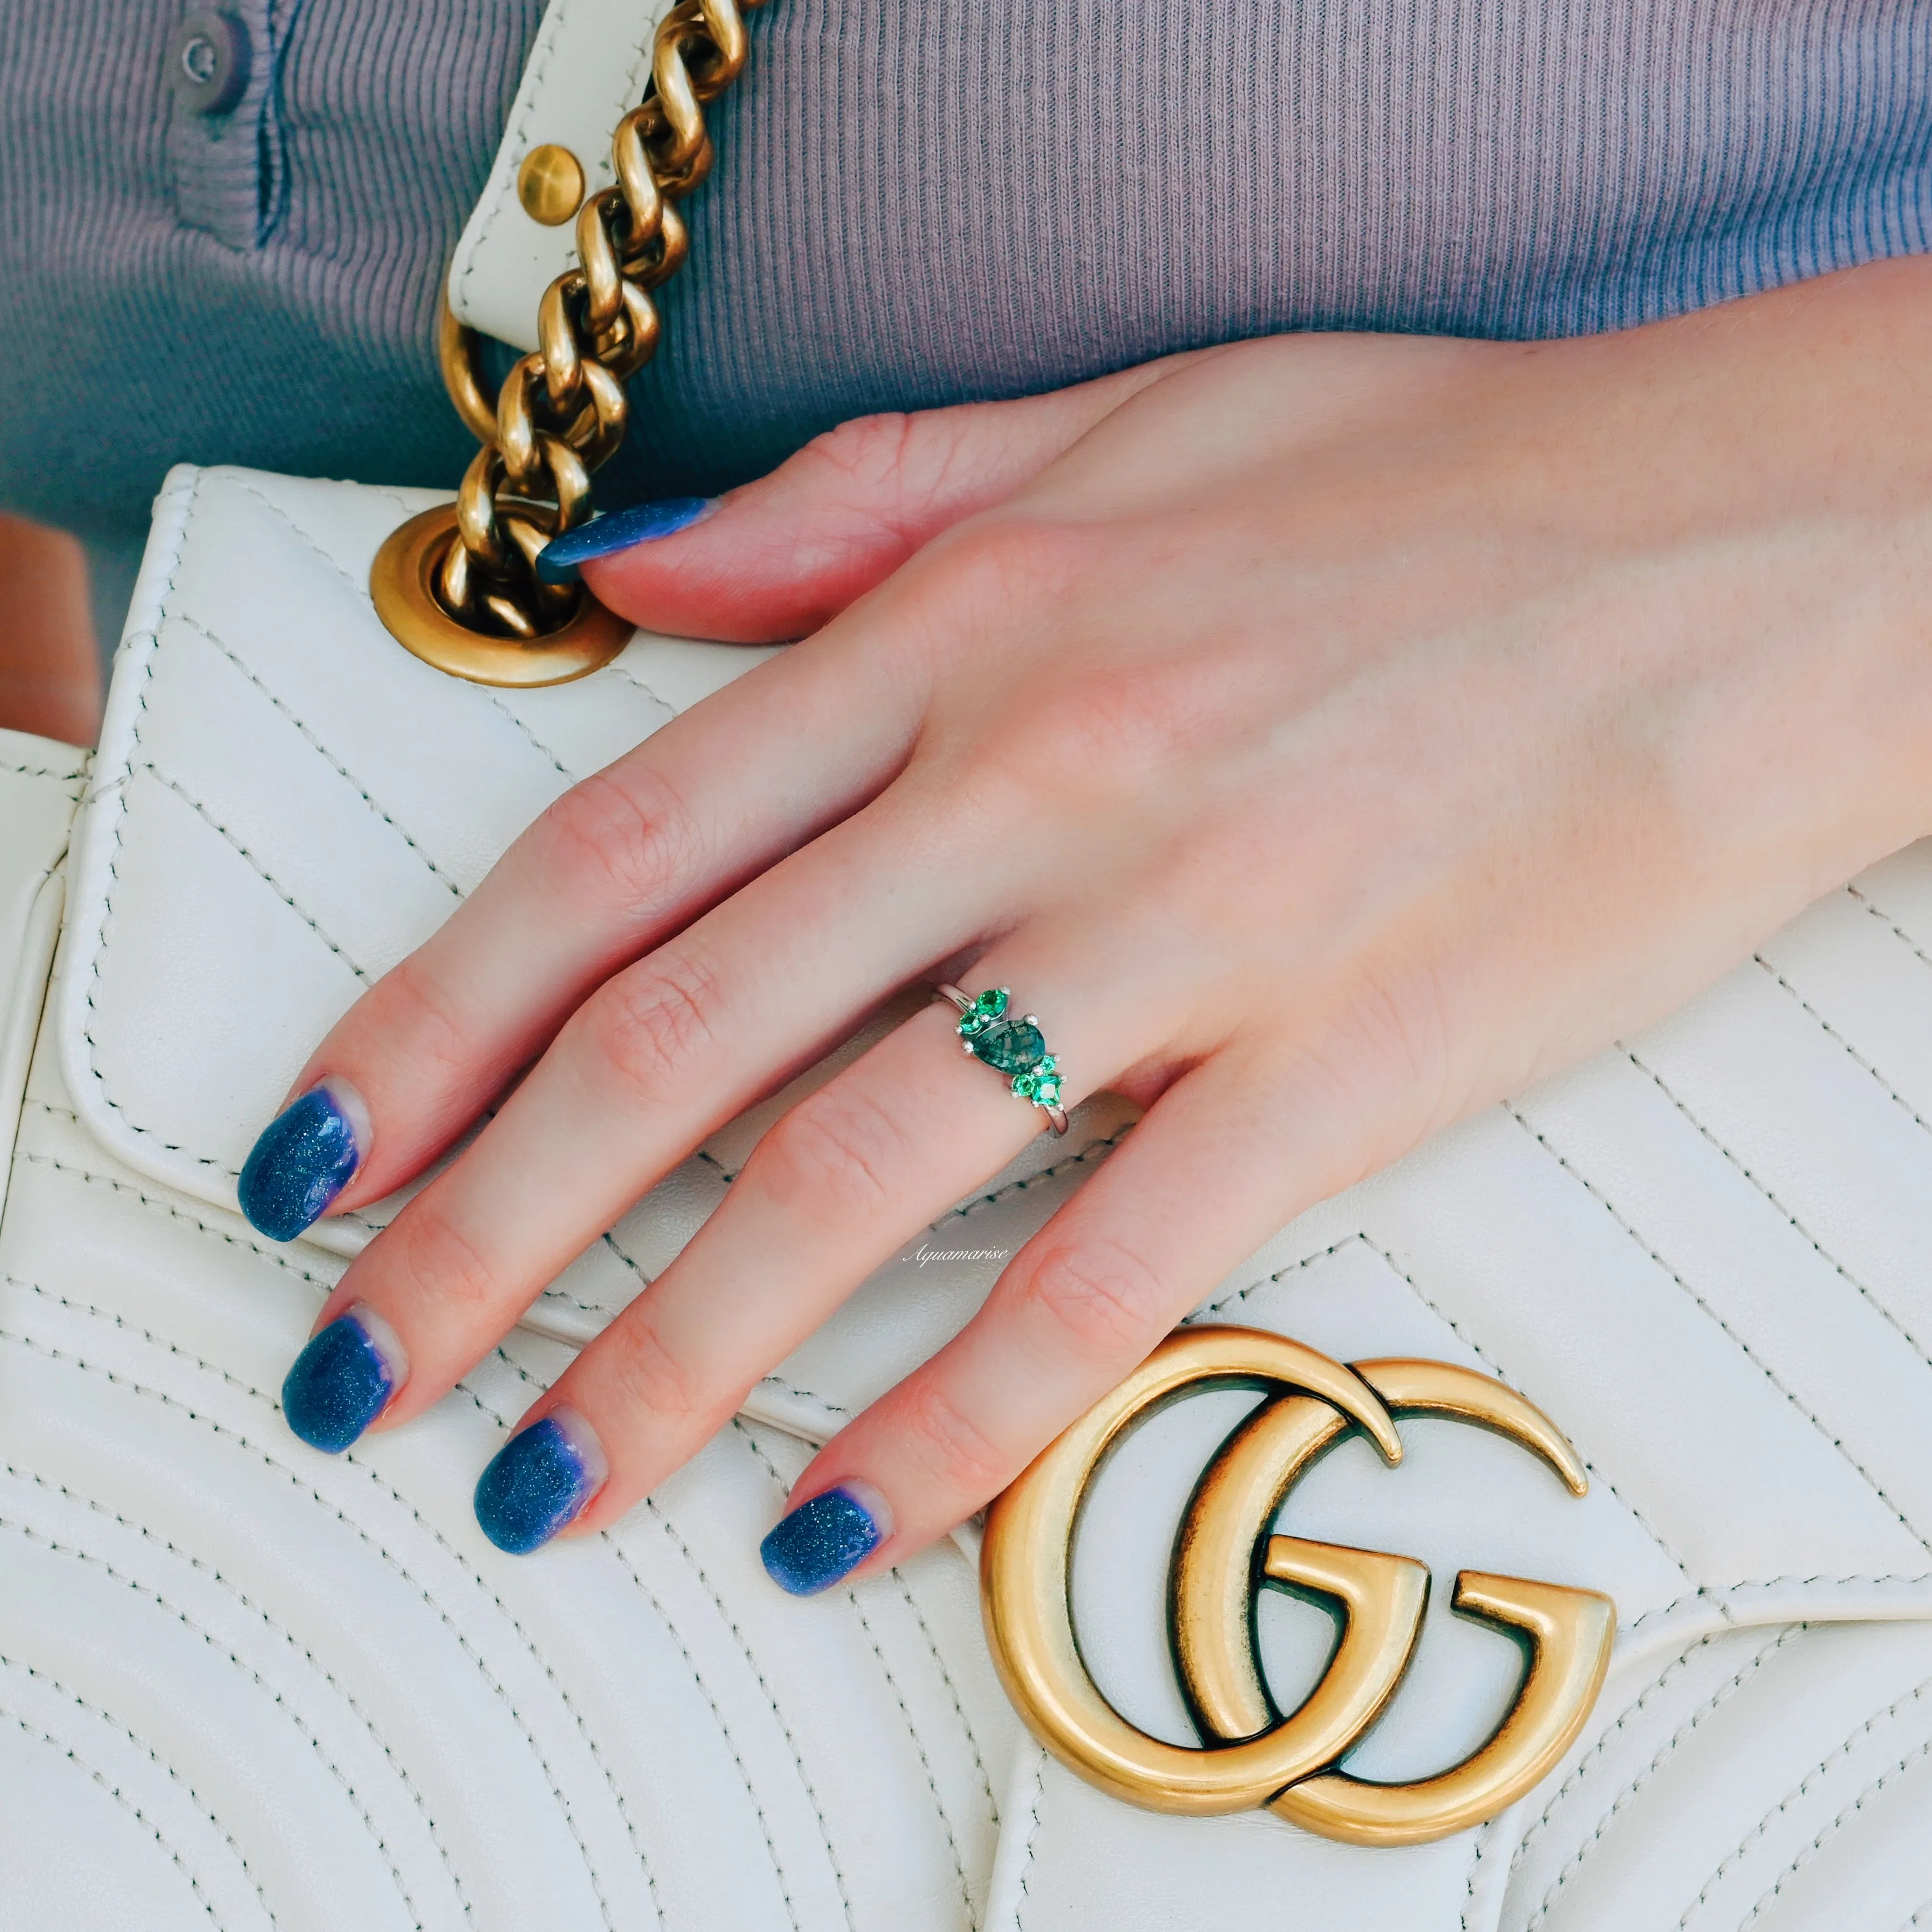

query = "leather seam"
[0,760,87,785]
[143,762,374,987]
[1461,1818,1497,1932]
[1512,1630,1735,1865]
[0,1298,636,1931]
[1507,1106,1932,1557]
[643,1436,857,1932]
[82,466,209,1163]
[1520,1624,1801,1930]
[177,613,466,902]
[453,0,576,315]
[1847,881,1932,976]
[846,1590,977,1921]
[12,1152,338,1289]
[1679,1670,1932,1929]
[0,1507,442,1928]
[896,1576,1002,1828]
[0,1691,250,1928]
[1738,1731,1932,1931]
[1623,1577,1932,1627]
[601,659,675,712]
[1013,1748,1050,1930]
[3,1649,277,1925]
[1626,1031,1932,1369]
[2,1461,474,1923]
[600,1536,807,1932]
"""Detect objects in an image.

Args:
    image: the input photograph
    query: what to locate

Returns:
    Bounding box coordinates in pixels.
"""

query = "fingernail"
[535,496,717,583]
[474,1409,609,1554]
[281,1304,406,1453]
[760,1481,891,1595]
[238,1078,369,1241]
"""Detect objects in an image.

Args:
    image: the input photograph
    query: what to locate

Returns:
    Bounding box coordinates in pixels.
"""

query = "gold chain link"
[372,0,766,685]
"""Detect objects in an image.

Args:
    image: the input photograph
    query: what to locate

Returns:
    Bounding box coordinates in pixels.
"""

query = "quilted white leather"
[6,463,1931,1928]
[1,1005,1013,1932]
[449,0,681,352]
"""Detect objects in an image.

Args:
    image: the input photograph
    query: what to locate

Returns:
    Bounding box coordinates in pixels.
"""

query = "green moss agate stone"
[969,1018,1046,1075]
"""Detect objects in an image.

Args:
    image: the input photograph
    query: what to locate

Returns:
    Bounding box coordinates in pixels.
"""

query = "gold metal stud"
[517,143,587,226]
[370,505,631,688]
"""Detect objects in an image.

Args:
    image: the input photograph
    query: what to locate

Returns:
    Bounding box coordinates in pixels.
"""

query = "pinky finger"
[762,1042,1392,1588]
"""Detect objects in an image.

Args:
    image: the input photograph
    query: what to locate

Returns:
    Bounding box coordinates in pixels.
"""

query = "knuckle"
[528,766,701,924]
[892,1379,1011,1498]
[1008,1236,1172,1360]
[796,412,919,499]
[384,1201,505,1322]
[367,952,474,1082]
[929,516,1085,624]
[580,946,727,1106]
[752,1083,909,1232]
[600,1314,714,1433]
[1320,961,1456,1125]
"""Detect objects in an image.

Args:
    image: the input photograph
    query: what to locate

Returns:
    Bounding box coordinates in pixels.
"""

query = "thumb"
[541,360,1177,643]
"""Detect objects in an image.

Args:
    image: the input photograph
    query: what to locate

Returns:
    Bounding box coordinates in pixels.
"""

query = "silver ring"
[936,983,1070,1135]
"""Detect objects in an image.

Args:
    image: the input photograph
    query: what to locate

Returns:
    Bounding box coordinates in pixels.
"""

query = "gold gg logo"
[981,1327,1614,1846]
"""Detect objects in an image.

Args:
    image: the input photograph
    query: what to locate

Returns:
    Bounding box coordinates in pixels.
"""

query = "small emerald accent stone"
[1014,1056,1063,1106]
[957,987,1009,1038]
[968,1018,1045,1075]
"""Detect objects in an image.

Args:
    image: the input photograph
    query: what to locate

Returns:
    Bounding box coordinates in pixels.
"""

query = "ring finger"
[466,946,1153,1552]
[279,796,998,1452]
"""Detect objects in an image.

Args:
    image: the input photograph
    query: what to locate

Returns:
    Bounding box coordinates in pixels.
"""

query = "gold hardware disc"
[518,143,587,226]
[370,505,633,688]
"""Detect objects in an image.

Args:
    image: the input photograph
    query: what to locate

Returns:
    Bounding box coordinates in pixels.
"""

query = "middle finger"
[282,796,996,1447]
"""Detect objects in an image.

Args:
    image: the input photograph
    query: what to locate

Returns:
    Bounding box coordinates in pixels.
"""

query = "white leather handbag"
[7,3,1932,1926]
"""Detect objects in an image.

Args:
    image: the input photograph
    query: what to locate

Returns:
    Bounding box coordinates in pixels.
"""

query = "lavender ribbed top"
[3,0,1930,556]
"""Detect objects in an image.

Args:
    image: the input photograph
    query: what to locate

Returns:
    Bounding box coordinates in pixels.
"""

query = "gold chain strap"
[371,0,766,687]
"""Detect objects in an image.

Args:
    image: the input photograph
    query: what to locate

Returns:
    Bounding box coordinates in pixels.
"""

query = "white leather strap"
[449,0,673,352]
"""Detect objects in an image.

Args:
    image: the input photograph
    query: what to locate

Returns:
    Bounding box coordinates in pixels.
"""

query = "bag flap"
[58,465,1136,1444]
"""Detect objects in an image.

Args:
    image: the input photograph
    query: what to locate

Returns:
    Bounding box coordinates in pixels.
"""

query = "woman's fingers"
[243,363,1185,1241]
[280,796,1002,1452]
[755,1042,1402,1590]
[464,952,1150,1553]
[470,1005,1040,1552]
[239,634,916,1235]
[555,360,1188,643]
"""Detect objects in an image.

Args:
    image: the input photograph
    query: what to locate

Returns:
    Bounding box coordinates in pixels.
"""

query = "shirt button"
[166,11,251,116]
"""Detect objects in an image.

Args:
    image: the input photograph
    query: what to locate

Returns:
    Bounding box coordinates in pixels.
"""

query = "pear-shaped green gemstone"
[970,1018,1046,1075]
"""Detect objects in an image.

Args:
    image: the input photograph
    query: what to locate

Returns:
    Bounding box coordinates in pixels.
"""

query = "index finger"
[237,633,915,1239]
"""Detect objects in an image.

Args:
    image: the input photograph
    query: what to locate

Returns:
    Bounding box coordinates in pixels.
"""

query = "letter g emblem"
[981,1327,1614,1846]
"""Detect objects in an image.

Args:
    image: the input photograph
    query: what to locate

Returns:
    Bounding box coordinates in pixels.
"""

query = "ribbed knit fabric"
[0,0,542,546]
[4,1,1931,545]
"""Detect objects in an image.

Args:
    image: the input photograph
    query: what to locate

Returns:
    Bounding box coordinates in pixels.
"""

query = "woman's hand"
[244,258,1932,1586]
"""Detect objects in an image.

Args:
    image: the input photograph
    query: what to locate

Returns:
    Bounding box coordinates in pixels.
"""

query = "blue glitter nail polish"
[238,1083,364,1241]
[281,1308,403,1453]
[760,1485,886,1595]
[474,1412,606,1554]
[534,496,716,583]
